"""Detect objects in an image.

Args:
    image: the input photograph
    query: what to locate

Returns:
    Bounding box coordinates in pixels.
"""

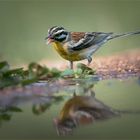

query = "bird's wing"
[68,32,113,51]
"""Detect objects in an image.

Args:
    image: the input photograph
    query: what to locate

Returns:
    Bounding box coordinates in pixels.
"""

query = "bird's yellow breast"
[52,42,83,61]
[59,96,90,120]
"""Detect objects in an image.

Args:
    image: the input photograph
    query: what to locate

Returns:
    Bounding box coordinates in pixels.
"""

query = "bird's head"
[45,26,69,44]
[53,117,77,136]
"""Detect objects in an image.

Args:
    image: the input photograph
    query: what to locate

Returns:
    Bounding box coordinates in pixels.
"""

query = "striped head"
[45,26,69,44]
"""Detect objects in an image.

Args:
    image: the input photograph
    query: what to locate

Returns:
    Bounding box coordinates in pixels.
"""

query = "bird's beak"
[45,36,54,45]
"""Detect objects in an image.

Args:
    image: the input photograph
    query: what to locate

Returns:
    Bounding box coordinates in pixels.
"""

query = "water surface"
[0,77,140,139]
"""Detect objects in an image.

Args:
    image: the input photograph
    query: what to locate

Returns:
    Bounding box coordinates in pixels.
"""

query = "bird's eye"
[55,33,61,37]
[55,32,64,37]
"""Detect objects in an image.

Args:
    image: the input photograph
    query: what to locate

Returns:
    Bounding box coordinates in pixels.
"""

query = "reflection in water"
[54,79,119,136]
[0,81,64,127]
[0,77,139,136]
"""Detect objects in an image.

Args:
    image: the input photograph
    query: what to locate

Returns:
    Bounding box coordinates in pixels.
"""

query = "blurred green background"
[0,0,140,66]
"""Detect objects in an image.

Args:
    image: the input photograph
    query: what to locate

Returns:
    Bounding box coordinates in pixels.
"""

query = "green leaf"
[3,68,24,77]
[76,63,96,76]
[75,68,83,75]
[9,106,22,112]
[1,114,11,121]
[0,78,20,89]
[76,63,91,71]
[61,69,75,77]
[28,62,49,77]
[32,103,51,115]
[53,96,64,103]
[0,61,10,73]
[21,78,38,86]
[50,68,61,77]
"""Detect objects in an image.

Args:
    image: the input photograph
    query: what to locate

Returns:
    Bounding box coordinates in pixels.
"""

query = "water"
[0,77,140,139]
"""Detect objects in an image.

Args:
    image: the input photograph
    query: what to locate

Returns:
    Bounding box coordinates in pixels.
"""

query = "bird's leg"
[73,91,76,97]
[90,90,95,97]
[69,61,73,69]
[87,56,92,66]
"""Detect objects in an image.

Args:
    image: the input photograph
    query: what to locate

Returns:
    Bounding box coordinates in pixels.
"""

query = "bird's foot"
[70,61,73,69]
[87,57,92,66]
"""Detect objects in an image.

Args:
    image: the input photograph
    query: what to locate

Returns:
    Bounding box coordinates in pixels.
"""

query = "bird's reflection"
[0,78,118,133]
[53,79,118,136]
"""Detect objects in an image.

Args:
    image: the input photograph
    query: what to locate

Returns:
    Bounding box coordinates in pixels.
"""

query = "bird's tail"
[108,30,140,41]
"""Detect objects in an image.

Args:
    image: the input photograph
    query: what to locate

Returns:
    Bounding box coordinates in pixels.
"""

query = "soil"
[91,50,140,78]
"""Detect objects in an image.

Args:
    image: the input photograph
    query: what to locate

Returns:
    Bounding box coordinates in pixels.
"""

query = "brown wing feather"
[71,32,86,42]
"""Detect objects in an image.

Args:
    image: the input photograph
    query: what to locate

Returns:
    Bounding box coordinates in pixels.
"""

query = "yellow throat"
[52,42,82,61]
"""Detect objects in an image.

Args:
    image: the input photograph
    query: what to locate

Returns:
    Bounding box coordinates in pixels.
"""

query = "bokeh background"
[0,0,140,66]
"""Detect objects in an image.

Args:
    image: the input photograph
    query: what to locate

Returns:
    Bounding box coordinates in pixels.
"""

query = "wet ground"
[0,76,140,139]
[92,50,140,78]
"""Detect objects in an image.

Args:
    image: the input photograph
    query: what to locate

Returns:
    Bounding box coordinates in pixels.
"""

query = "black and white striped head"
[45,26,68,44]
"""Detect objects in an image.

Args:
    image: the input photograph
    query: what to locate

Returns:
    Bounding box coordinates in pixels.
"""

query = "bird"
[53,93,117,136]
[45,26,140,69]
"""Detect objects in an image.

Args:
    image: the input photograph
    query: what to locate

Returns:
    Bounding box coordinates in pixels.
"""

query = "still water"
[0,77,140,139]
